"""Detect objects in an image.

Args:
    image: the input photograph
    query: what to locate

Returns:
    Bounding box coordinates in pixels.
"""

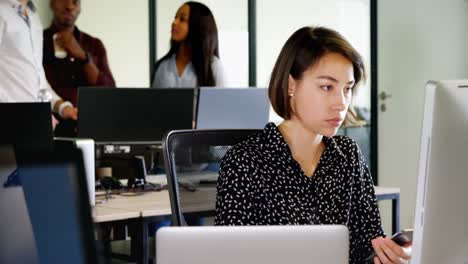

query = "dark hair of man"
[153,1,219,86]
[268,26,365,126]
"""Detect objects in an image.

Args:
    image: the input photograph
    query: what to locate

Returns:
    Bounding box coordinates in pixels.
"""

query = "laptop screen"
[78,88,194,143]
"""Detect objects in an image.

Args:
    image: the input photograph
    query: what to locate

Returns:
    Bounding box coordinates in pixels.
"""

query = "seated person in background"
[0,0,76,128]
[215,26,412,264]
[152,1,225,88]
[43,0,115,136]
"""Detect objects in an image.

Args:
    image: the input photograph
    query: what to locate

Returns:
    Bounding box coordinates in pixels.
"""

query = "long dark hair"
[154,1,219,86]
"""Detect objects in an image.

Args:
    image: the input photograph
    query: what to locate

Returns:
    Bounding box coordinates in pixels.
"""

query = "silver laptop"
[196,88,270,129]
[412,80,468,263]
[156,225,349,264]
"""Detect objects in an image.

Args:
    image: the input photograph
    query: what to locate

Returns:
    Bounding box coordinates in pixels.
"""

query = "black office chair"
[337,125,371,169]
[162,129,261,226]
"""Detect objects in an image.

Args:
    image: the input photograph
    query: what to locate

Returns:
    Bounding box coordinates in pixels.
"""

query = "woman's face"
[171,4,190,42]
[288,52,355,137]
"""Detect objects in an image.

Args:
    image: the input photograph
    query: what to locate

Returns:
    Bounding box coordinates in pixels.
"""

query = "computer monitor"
[0,102,54,188]
[196,88,270,129]
[78,87,194,143]
[157,225,348,264]
[0,102,53,155]
[412,80,468,263]
[19,148,99,264]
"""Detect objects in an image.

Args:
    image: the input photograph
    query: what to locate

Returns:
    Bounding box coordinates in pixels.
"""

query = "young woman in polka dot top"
[214,26,412,264]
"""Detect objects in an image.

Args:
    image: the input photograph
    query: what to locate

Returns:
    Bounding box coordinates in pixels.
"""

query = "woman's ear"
[288,75,297,97]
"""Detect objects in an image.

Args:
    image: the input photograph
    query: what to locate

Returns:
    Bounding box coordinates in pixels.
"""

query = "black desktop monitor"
[0,102,53,155]
[78,87,195,143]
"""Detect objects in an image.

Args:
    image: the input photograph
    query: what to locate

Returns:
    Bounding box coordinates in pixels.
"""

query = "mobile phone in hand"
[365,229,413,262]
[391,229,413,247]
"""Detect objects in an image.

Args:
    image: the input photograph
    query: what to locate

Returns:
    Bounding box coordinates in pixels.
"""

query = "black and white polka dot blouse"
[215,122,384,264]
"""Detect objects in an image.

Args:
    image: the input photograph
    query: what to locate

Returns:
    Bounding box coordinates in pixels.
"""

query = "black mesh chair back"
[162,129,261,226]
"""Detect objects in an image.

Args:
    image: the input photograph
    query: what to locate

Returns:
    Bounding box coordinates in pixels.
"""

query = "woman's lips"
[326,118,343,127]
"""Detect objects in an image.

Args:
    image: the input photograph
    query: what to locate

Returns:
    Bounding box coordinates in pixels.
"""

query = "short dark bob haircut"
[268,26,366,126]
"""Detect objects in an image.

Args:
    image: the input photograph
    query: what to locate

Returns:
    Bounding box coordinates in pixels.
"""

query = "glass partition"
[156,0,249,87]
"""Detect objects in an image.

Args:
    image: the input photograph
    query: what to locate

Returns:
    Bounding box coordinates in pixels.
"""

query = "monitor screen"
[78,88,195,143]
[196,88,270,129]
[19,148,98,264]
[0,102,53,154]
[413,80,468,263]
[1,146,98,264]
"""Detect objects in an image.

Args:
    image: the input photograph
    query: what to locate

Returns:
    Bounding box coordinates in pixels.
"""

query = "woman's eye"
[344,87,353,93]
[321,85,330,91]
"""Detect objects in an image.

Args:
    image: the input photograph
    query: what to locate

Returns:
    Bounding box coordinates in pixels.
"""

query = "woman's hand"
[371,236,412,264]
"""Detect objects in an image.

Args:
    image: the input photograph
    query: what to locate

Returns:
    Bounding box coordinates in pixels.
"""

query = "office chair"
[338,125,371,167]
[162,129,261,226]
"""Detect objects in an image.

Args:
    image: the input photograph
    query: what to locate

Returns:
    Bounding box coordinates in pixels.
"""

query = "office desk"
[93,176,170,264]
[374,186,400,234]
[94,190,171,221]
[93,180,400,264]
[93,205,140,223]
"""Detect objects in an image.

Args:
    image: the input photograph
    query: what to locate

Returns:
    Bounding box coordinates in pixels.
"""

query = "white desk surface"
[374,186,400,196]
[93,175,400,223]
[93,206,140,223]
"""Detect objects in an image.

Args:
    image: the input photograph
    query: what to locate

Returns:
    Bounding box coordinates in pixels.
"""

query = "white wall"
[257,0,371,123]
[35,1,52,26]
[78,0,149,87]
[35,0,149,87]
[36,1,370,95]
[378,0,468,231]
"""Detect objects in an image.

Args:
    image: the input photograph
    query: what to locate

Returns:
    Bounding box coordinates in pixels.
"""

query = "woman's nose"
[332,92,347,111]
